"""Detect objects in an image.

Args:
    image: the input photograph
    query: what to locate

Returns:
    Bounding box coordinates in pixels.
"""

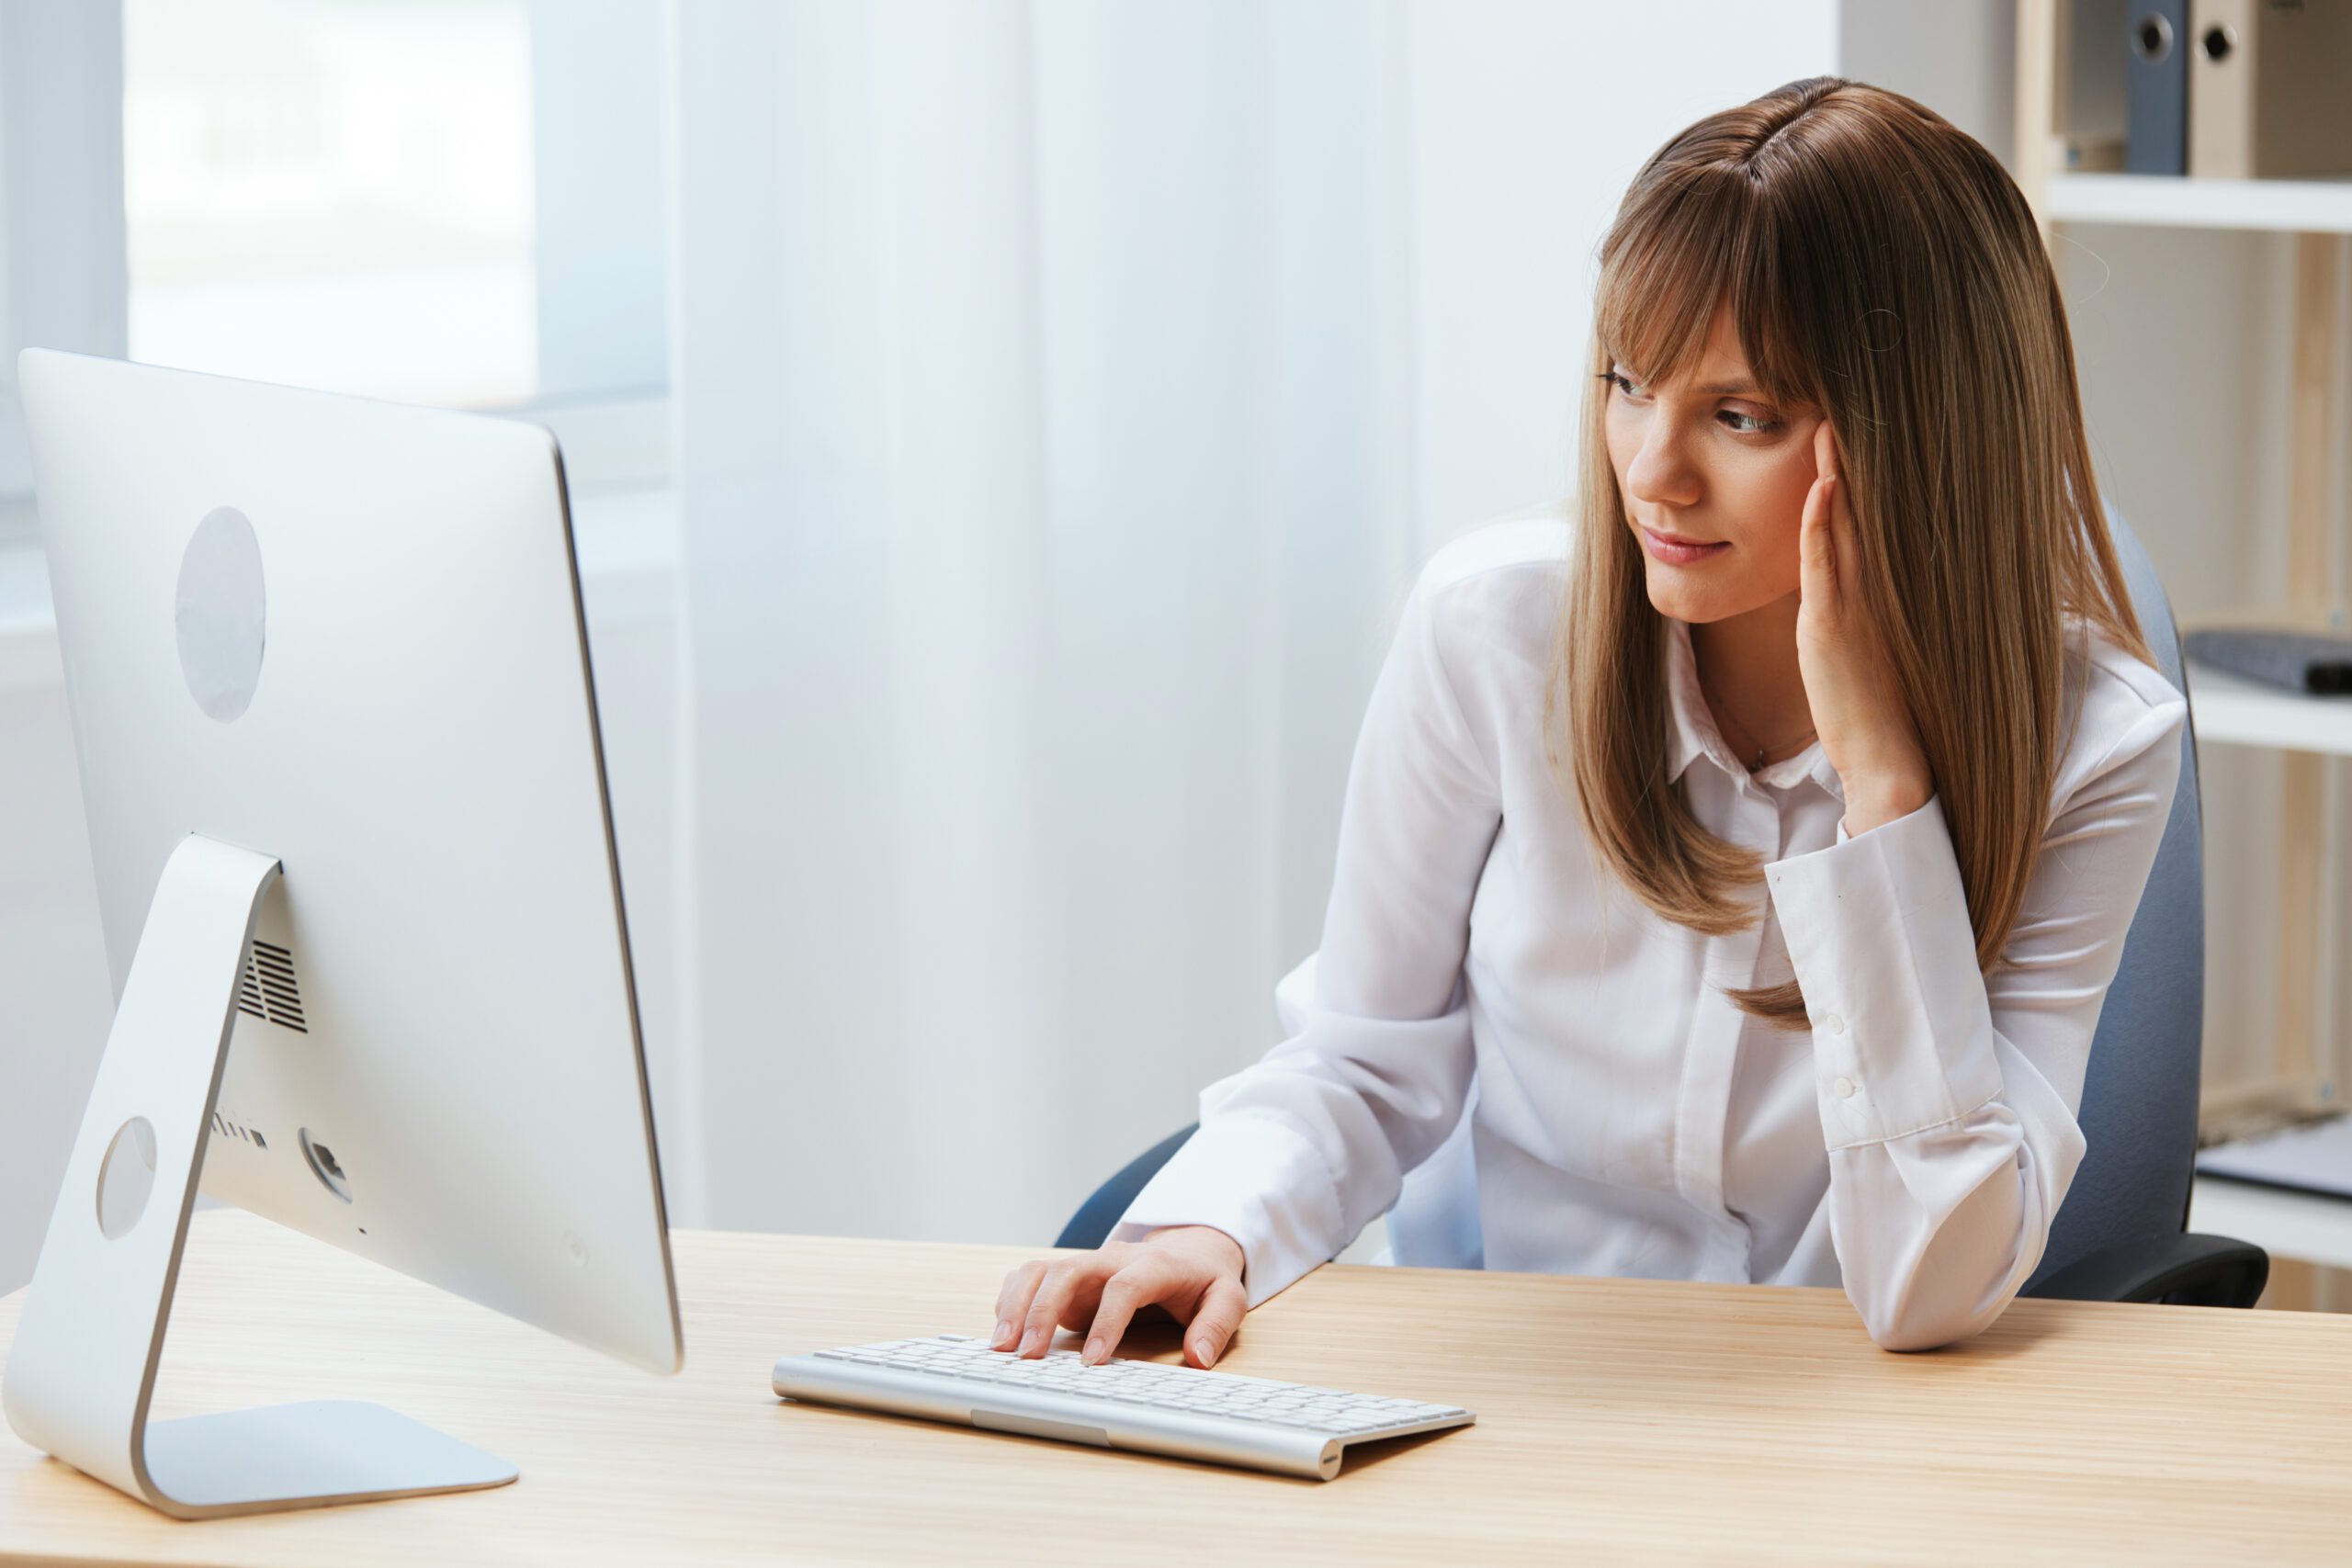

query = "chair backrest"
[2021,502,2206,1290]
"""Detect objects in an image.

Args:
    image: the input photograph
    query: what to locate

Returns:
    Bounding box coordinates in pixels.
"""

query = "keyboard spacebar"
[972,1409,1111,1447]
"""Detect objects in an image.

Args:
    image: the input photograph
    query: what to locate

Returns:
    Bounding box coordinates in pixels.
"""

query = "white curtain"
[667,0,1420,1243]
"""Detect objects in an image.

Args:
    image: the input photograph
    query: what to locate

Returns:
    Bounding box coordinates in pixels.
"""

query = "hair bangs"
[1595,167,1816,413]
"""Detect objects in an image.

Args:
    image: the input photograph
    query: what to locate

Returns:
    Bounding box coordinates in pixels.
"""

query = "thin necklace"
[1713,704,1816,773]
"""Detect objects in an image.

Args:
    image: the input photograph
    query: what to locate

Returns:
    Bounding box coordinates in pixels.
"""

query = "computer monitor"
[1,349,682,1518]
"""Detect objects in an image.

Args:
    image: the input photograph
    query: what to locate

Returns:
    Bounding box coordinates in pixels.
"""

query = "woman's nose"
[1624,421,1701,509]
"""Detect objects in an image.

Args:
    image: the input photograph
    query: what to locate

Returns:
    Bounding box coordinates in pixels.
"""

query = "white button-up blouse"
[1110,513,2188,1350]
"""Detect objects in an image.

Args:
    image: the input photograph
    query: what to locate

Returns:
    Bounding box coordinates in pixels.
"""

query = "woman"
[989,75,2187,1365]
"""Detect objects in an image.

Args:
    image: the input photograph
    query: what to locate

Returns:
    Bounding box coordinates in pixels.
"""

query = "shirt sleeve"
[1760,687,2189,1351]
[1105,566,1503,1307]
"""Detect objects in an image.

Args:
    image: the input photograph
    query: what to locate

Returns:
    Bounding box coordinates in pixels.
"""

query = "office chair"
[1057,506,2269,1310]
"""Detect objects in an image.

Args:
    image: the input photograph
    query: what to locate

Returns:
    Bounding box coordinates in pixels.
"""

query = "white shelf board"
[2185,659,2352,756]
[2190,1175,2352,1273]
[2047,171,2352,233]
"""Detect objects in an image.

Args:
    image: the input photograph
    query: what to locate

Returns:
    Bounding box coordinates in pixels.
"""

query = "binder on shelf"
[2188,0,2352,179]
[2197,1111,2352,1202]
[2064,0,2129,171]
[2126,1,2189,175]
[2185,626,2352,694]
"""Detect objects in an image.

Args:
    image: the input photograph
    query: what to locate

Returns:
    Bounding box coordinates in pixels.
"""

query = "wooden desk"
[2,1212,2348,1564]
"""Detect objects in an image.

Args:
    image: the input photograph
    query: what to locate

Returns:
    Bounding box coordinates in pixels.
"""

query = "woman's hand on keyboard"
[990,1225,1249,1370]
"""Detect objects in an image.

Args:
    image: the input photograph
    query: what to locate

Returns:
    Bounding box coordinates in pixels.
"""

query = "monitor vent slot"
[211,1111,267,1149]
[236,940,309,1033]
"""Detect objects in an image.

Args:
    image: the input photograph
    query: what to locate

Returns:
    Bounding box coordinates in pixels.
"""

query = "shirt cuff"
[1761,792,2005,1151]
[1106,1113,1347,1308]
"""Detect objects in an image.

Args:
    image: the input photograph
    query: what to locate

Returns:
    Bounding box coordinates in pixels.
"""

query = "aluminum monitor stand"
[1,834,516,1517]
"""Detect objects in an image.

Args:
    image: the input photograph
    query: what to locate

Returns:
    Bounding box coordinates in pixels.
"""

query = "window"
[124,0,540,408]
[121,0,666,417]
[0,0,664,538]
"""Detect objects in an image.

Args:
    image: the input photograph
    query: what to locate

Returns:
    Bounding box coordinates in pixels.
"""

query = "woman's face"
[1601,305,1826,625]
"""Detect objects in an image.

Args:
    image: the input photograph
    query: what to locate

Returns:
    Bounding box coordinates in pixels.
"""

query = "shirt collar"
[1661,616,1844,802]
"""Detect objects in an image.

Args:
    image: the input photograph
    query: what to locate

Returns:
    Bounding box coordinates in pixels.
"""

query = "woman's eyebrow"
[1611,357,1764,397]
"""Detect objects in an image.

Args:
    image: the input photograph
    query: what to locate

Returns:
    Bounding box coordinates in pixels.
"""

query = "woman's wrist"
[1145,1224,1247,1276]
[1836,754,1933,836]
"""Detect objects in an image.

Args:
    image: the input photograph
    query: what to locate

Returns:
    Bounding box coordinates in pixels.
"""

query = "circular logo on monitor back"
[175,505,266,723]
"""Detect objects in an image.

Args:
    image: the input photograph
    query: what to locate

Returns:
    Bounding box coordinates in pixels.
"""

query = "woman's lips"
[1640,525,1730,566]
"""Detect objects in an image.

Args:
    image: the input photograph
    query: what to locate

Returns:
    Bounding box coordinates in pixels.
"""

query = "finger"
[1053,1270,1114,1334]
[991,1260,1049,1350]
[1824,445,1863,593]
[1020,1257,1114,1358]
[1182,1276,1250,1369]
[1799,463,1838,622]
[1080,1257,1180,1366]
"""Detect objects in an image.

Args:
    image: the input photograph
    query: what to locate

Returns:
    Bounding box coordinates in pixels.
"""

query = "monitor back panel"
[22,349,681,1374]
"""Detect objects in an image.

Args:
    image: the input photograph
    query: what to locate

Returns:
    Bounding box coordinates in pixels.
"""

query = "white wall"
[1406,1,1839,546]
[529,0,669,400]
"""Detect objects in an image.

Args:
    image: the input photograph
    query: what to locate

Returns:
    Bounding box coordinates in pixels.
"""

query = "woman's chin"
[1642,576,1714,624]
[1642,570,1772,626]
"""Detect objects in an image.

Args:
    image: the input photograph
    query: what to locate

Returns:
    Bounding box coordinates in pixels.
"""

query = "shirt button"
[1833,1077,1856,1099]
[1822,1012,1846,1035]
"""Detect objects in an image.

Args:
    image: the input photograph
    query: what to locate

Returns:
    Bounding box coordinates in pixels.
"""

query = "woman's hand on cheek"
[1796,421,1934,836]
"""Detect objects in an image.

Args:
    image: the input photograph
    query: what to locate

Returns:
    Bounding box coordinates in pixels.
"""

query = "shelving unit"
[2187,661,2352,757]
[2190,1179,2352,1274]
[2044,171,2352,233]
[2015,0,2352,1286]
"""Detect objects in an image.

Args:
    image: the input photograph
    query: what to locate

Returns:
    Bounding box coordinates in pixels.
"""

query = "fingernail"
[1083,1337,1104,1364]
[991,1320,1012,1348]
[1193,1338,1214,1365]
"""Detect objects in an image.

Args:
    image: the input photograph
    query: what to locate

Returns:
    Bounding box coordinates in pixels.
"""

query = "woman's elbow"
[1859,1296,2004,1352]
[1851,1143,2066,1350]
[1850,1255,2030,1351]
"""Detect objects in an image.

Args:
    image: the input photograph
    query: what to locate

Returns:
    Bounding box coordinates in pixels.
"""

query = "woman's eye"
[1602,369,1781,435]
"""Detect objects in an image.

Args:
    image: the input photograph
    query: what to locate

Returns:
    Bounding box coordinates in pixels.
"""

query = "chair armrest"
[2022,1232,2268,1308]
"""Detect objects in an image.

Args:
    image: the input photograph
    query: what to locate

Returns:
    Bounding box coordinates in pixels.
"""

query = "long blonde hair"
[1558,75,2153,1029]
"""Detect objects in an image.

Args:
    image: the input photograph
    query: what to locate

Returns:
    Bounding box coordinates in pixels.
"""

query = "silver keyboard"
[771,1334,1474,1481]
